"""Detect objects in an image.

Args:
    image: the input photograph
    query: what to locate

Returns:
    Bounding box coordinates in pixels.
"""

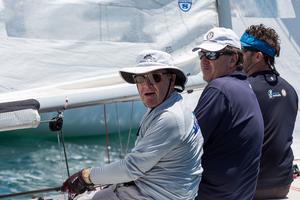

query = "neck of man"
[247,60,270,76]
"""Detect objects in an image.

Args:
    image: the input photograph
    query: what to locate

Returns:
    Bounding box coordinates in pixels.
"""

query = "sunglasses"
[133,72,169,85]
[241,46,259,53]
[198,51,234,60]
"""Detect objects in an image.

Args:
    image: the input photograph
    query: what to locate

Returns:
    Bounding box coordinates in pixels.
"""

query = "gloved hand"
[61,169,92,195]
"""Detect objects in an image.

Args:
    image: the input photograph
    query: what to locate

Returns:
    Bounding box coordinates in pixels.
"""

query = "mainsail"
[0,0,217,133]
[0,0,299,199]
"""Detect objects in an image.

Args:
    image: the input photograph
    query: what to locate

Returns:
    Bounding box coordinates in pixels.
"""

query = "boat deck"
[287,160,300,199]
[31,161,300,200]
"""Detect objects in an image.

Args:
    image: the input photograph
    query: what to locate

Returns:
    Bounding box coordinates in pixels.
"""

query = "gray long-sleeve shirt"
[90,92,203,200]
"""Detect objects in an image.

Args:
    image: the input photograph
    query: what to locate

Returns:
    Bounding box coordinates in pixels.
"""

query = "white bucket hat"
[119,50,187,92]
[192,27,241,52]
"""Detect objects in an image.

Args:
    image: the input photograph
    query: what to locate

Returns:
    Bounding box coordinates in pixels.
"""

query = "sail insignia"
[178,0,192,12]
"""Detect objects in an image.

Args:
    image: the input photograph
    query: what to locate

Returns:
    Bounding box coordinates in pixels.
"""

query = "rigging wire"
[59,129,70,178]
[0,113,71,200]
[56,129,66,180]
[115,103,124,158]
[56,130,70,200]
[103,104,111,163]
[49,112,70,178]
[0,186,61,199]
[125,101,134,154]
[98,3,103,41]
[49,112,72,200]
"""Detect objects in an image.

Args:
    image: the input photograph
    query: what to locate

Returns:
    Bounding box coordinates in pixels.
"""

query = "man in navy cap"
[240,24,298,199]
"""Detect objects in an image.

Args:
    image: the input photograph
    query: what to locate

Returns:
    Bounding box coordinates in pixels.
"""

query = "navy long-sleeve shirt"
[248,71,298,189]
[194,71,264,200]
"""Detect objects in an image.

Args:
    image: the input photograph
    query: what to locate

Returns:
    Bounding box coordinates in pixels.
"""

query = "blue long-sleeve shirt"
[90,92,203,200]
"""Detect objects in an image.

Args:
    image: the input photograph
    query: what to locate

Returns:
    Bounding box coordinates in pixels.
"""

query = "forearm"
[89,159,134,185]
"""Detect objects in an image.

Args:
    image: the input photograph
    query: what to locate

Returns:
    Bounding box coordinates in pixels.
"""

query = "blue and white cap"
[119,50,187,91]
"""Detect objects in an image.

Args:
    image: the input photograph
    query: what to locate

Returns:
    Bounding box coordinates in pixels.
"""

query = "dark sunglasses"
[198,50,234,60]
[133,72,169,85]
[241,46,259,53]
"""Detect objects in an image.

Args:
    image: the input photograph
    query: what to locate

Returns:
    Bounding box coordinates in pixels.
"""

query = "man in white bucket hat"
[120,50,187,91]
[62,50,203,200]
[192,27,264,200]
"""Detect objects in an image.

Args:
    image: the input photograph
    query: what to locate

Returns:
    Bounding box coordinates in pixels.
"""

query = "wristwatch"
[81,168,92,185]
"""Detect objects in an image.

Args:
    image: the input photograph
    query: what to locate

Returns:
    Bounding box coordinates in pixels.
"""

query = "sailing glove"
[61,169,93,194]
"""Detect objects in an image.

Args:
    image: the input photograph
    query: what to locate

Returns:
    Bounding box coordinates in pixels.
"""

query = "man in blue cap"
[240,24,298,199]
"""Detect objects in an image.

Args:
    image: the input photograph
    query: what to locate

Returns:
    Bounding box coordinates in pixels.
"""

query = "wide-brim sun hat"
[119,50,187,92]
[192,27,241,52]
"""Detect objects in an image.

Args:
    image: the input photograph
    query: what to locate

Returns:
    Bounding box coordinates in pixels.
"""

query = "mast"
[216,0,232,28]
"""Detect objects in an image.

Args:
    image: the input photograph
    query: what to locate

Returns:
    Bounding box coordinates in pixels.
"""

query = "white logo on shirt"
[268,89,282,99]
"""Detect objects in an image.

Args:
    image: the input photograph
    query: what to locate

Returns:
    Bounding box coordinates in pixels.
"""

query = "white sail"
[0,0,217,133]
[0,0,299,199]
[0,0,217,102]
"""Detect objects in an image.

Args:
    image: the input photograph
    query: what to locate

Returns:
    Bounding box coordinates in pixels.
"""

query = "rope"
[59,129,70,178]
[125,101,134,154]
[56,131,66,181]
[0,187,61,199]
[56,132,72,200]
[115,103,124,158]
[103,104,111,163]
[40,112,71,199]
[50,112,70,178]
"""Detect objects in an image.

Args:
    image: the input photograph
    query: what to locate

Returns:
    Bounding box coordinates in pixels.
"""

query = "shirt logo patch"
[281,89,287,97]
[268,89,282,99]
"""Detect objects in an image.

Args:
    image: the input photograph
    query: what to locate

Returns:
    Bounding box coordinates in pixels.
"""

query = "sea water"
[0,131,136,200]
[0,100,144,200]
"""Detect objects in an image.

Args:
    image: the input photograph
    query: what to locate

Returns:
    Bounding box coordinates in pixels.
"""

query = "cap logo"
[206,31,214,40]
[140,54,156,63]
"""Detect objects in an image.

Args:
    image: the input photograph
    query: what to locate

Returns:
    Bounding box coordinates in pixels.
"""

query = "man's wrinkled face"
[134,70,173,108]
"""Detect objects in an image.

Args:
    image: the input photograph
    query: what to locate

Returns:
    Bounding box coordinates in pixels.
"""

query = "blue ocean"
[0,131,136,200]
[0,96,145,200]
